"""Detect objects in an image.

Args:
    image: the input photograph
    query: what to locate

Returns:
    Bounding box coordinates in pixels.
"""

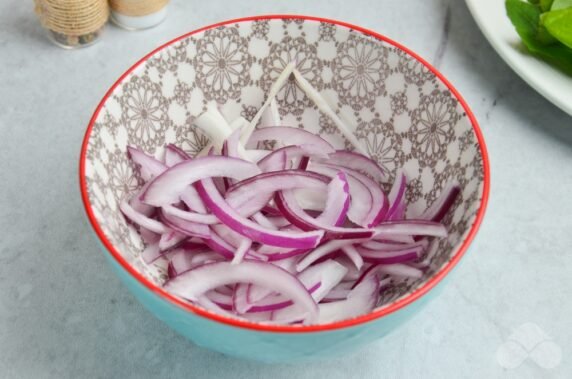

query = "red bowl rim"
[79,14,490,333]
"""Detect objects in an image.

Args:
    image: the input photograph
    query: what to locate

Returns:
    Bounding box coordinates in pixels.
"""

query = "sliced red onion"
[225,127,242,159]
[322,287,351,301]
[361,239,429,251]
[271,260,348,323]
[340,245,364,270]
[202,231,239,260]
[231,239,252,265]
[164,261,319,323]
[352,263,422,289]
[296,239,369,272]
[214,285,233,296]
[158,230,187,252]
[391,201,407,222]
[246,256,299,304]
[205,227,265,262]
[196,178,324,249]
[215,284,322,314]
[258,145,332,172]
[316,150,385,182]
[264,216,291,228]
[309,164,375,227]
[165,144,191,166]
[258,98,281,129]
[194,106,233,150]
[297,156,310,170]
[260,101,278,130]
[168,250,222,278]
[247,126,335,153]
[261,205,282,216]
[232,283,251,314]
[127,146,166,181]
[318,163,389,227]
[227,282,322,314]
[386,170,407,221]
[292,188,326,211]
[197,294,236,317]
[251,212,278,230]
[240,61,296,144]
[315,172,350,226]
[159,211,210,239]
[180,186,208,214]
[139,226,160,245]
[141,242,161,264]
[375,220,447,238]
[226,170,329,208]
[161,204,219,225]
[124,91,454,325]
[292,69,368,156]
[372,233,416,244]
[374,263,424,278]
[120,199,170,234]
[420,181,461,223]
[275,190,375,240]
[356,245,422,264]
[206,290,236,308]
[211,224,248,249]
[229,116,247,131]
[246,282,321,313]
[317,273,379,323]
[142,156,261,207]
[257,149,286,172]
[130,183,155,216]
[335,256,365,281]
[246,149,272,162]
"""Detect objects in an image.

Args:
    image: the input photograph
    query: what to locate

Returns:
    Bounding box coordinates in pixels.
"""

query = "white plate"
[465,0,572,116]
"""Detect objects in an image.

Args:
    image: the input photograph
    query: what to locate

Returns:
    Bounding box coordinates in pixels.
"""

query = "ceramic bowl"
[80,15,489,363]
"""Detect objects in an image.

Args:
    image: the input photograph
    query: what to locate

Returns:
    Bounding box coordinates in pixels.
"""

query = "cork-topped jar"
[110,0,169,30]
[34,0,109,49]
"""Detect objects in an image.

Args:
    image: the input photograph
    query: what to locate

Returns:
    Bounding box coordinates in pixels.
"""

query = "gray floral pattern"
[105,148,142,201]
[319,22,336,41]
[252,20,270,39]
[261,36,323,116]
[148,38,190,74]
[390,91,408,115]
[397,49,434,86]
[332,34,390,110]
[83,19,486,310]
[356,119,404,180]
[175,116,209,156]
[173,80,192,106]
[194,27,252,104]
[409,90,459,167]
[119,75,168,153]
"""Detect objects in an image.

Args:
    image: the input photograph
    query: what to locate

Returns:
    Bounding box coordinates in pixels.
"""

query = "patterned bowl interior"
[84,18,485,317]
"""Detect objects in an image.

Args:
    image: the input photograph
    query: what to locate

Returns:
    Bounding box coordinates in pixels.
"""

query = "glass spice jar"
[109,0,169,31]
[34,0,109,49]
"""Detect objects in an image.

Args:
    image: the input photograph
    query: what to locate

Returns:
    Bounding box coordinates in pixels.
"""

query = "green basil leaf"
[507,0,572,75]
[506,0,541,40]
[540,0,554,11]
[551,0,572,10]
[542,8,572,48]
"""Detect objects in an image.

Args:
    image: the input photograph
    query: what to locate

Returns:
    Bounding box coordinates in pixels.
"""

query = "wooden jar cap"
[109,0,169,17]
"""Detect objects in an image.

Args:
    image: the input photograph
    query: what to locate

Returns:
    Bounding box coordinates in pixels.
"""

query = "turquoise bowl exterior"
[105,244,452,363]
